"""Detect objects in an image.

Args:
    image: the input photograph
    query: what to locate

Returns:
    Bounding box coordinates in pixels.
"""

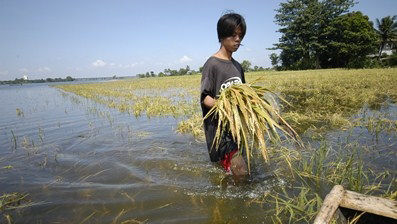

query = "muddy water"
[0,83,395,223]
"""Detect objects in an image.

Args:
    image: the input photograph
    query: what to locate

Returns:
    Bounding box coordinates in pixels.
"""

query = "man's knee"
[230,154,248,176]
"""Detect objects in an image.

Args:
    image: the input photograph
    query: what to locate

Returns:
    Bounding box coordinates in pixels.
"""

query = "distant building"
[368,43,396,58]
[22,75,28,80]
[381,43,395,56]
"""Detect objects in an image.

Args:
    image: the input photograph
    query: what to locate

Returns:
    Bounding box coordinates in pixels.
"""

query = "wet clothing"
[200,56,245,162]
[220,148,238,173]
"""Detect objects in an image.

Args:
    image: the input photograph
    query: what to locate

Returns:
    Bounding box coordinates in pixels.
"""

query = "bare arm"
[203,95,216,109]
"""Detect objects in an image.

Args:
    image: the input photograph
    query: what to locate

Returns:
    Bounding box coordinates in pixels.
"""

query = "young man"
[200,13,248,177]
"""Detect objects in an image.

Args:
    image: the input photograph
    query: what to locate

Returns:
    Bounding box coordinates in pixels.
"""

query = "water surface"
[0,83,395,223]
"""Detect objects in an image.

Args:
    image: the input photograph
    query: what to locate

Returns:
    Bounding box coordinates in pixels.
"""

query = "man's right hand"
[203,95,216,109]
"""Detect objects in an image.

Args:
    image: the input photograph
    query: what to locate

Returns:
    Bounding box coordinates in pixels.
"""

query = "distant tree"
[375,15,397,59]
[170,69,178,76]
[158,72,165,77]
[241,60,252,72]
[66,76,74,81]
[112,75,117,79]
[164,68,171,76]
[269,53,279,68]
[46,78,53,82]
[178,68,186,76]
[199,66,203,73]
[12,78,24,84]
[150,71,155,77]
[145,72,150,78]
[273,0,355,69]
[323,11,378,68]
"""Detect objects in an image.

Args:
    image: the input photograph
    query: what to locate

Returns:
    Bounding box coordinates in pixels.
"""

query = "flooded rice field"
[1,69,396,223]
[1,83,276,223]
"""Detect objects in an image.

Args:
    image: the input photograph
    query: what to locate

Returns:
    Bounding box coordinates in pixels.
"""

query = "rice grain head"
[204,83,302,173]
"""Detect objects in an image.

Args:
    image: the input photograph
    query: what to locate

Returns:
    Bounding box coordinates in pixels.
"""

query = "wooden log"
[313,185,345,224]
[339,190,397,220]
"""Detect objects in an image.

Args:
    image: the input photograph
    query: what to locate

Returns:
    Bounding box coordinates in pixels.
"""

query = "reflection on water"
[0,83,396,223]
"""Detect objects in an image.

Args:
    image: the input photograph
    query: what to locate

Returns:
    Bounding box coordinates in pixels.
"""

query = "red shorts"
[220,148,238,173]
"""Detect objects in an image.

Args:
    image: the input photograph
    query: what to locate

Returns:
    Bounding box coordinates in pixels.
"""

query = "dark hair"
[217,13,246,42]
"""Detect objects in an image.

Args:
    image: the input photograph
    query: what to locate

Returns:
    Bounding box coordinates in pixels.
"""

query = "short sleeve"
[200,65,215,103]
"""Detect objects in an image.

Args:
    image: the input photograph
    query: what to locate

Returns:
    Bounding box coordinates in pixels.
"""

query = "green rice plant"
[296,144,329,186]
[291,144,379,194]
[356,115,397,139]
[265,137,396,223]
[204,83,302,172]
[267,186,323,223]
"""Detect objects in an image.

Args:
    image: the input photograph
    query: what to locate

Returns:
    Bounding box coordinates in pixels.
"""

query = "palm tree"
[375,16,397,59]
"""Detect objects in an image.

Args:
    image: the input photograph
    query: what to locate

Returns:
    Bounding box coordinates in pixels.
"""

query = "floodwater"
[0,83,396,223]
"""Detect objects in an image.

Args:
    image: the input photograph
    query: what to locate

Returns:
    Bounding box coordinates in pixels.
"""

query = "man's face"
[222,27,243,53]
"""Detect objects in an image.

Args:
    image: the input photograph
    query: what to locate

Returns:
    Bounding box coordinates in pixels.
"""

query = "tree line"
[269,0,396,70]
[136,61,269,78]
[0,76,75,85]
[136,66,196,78]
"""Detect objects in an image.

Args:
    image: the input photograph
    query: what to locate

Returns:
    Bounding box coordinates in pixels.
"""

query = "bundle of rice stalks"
[204,83,302,172]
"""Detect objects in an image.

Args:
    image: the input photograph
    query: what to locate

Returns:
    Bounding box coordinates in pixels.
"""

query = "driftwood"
[313,185,346,224]
[314,185,397,224]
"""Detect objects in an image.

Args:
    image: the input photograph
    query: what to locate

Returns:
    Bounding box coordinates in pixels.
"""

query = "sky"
[0,0,396,80]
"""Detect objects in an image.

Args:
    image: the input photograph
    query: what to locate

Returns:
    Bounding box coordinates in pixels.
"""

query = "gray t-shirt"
[200,56,245,162]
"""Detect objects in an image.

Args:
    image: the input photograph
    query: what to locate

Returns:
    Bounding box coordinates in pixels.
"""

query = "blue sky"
[0,0,396,80]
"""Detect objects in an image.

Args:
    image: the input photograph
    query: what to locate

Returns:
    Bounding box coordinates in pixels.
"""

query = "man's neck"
[213,46,232,60]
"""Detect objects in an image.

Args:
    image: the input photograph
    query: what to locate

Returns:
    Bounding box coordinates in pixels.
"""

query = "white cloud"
[19,68,29,74]
[179,55,192,63]
[109,62,116,66]
[92,59,106,67]
[38,66,51,72]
